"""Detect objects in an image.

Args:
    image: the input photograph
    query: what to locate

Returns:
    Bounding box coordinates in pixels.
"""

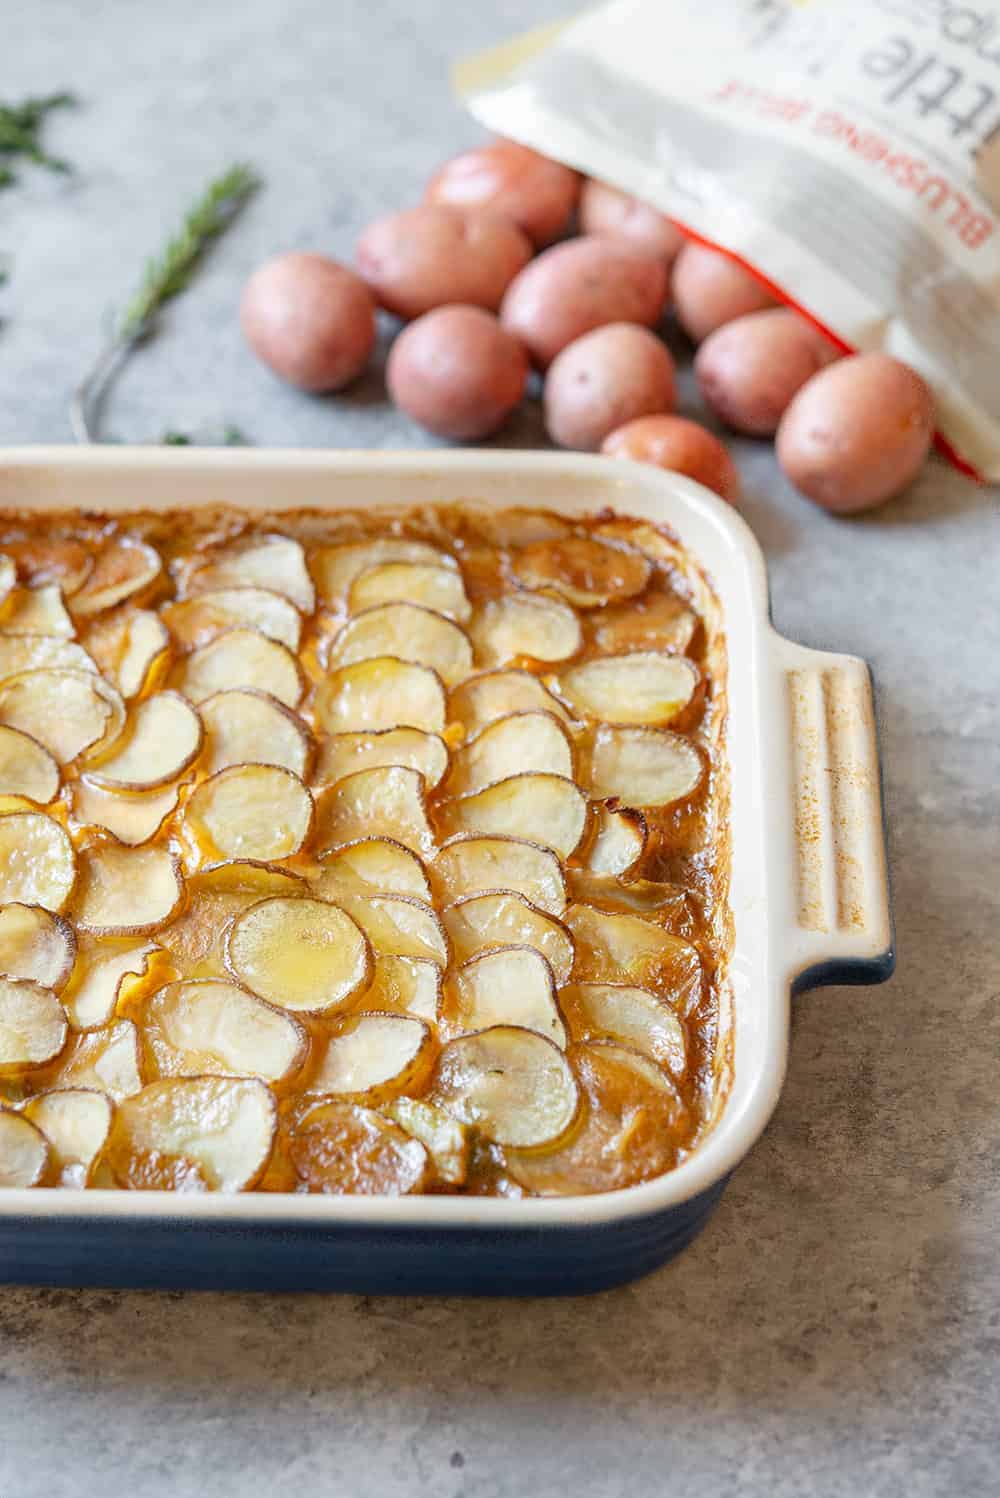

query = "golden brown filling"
[0,503,730,1196]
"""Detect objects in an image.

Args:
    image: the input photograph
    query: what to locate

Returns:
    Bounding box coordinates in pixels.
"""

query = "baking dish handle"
[775,637,894,993]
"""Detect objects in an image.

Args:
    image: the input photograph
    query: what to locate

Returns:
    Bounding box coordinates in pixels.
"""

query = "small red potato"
[579,180,685,263]
[356,205,532,319]
[544,323,676,451]
[776,352,934,513]
[695,308,839,436]
[241,252,375,392]
[500,235,669,369]
[425,139,580,246]
[672,243,776,344]
[601,414,740,504]
[387,304,529,441]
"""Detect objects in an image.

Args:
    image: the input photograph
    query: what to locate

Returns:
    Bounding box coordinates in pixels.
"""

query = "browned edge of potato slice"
[288,1098,429,1194]
[512,535,652,609]
[581,800,648,879]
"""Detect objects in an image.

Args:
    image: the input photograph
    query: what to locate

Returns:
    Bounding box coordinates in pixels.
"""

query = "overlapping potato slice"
[430,1026,579,1149]
[311,838,431,902]
[162,587,302,651]
[558,653,700,727]
[364,954,442,1021]
[71,778,180,847]
[565,905,703,1014]
[0,668,124,764]
[0,584,75,638]
[384,1096,469,1185]
[593,590,698,655]
[45,1018,143,1100]
[0,635,96,681]
[314,656,446,736]
[334,892,448,967]
[88,691,202,790]
[142,979,308,1085]
[1,537,92,596]
[186,534,314,613]
[0,554,14,602]
[0,812,76,912]
[0,724,60,804]
[588,724,704,807]
[86,607,171,699]
[226,896,370,1014]
[560,983,687,1077]
[23,1089,114,1187]
[199,690,311,777]
[314,727,448,791]
[74,843,183,936]
[434,835,566,916]
[314,764,433,857]
[69,538,162,617]
[182,764,313,866]
[449,668,572,734]
[312,538,455,603]
[158,862,305,978]
[513,536,652,609]
[443,892,574,984]
[348,561,471,623]
[446,947,566,1047]
[441,773,587,859]
[62,939,162,1029]
[177,628,303,709]
[446,711,573,795]
[329,603,473,688]
[106,1076,276,1191]
[0,975,67,1071]
[0,1109,52,1186]
[0,904,75,990]
[469,593,581,666]
[583,801,648,878]
[308,1014,435,1103]
[289,1099,428,1195]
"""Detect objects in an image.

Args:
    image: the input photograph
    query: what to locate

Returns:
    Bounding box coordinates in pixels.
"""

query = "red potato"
[544,323,676,451]
[672,243,776,344]
[500,235,669,369]
[695,308,840,436]
[356,205,532,320]
[776,352,934,513]
[387,304,529,441]
[579,180,685,263]
[601,414,740,504]
[241,253,375,392]
[425,139,580,247]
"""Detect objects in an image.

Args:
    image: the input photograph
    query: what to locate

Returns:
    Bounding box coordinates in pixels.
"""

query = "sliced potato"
[308,1014,435,1103]
[384,1096,469,1185]
[106,1076,276,1191]
[449,668,572,734]
[430,1026,579,1149]
[584,801,647,878]
[177,628,303,709]
[0,584,75,637]
[441,773,587,858]
[0,1109,52,1186]
[162,587,302,651]
[363,954,441,1021]
[226,896,370,1014]
[593,591,698,655]
[446,947,566,1047]
[62,939,161,1030]
[2,537,92,596]
[0,724,60,803]
[0,553,13,602]
[289,1099,428,1194]
[187,534,314,613]
[558,652,700,727]
[565,904,703,1014]
[142,979,308,1085]
[313,538,455,602]
[329,603,473,688]
[47,1018,144,1100]
[311,837,431,902]
[158,862,306,979]
[433,834,566,916]
[447,711,573,796]
[314,657,446,735]
[23,1089,114,1187]
[0,904,75,990]
[74,843,183,936]
[0,975,67,1072]
[513,536,652,609]
[443,891,574,983]
[469,593,581,666]
[349,561,471,623]
[69,538,162,617]
[560,983,687,1076]
[71,777,180,847]
[199,689,311,777]
[314,764,433,857]
[0,668,124,764]
[86,608,170,698]
[182,764,313,866]
[87,691,202,790]
[566,869,693,926]
[0,812,76,912]
[588,724,703,806]
[335,892,448,967]
[314,727,448,791]
[0,635,96,681]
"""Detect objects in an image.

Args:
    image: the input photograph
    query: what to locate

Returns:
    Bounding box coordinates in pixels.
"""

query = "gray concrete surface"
[1,3,998,1495]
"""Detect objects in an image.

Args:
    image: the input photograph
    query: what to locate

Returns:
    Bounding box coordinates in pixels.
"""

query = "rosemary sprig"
[0,93,76,185]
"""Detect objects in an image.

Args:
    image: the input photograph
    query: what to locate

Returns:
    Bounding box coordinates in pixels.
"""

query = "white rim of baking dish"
[0,447,892,1228]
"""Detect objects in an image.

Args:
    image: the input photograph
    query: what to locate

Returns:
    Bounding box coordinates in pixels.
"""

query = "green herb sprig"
[0,92,76,187]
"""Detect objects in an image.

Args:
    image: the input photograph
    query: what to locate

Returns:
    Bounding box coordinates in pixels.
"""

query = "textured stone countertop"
[1,3,998,1494]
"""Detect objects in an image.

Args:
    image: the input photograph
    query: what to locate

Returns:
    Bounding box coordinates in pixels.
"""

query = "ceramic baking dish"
[0,446,893,1294]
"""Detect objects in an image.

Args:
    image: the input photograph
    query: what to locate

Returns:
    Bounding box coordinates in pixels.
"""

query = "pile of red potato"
[241,139,936,514]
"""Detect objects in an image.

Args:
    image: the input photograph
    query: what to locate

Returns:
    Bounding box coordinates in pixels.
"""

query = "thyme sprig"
[0,92,76,187]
